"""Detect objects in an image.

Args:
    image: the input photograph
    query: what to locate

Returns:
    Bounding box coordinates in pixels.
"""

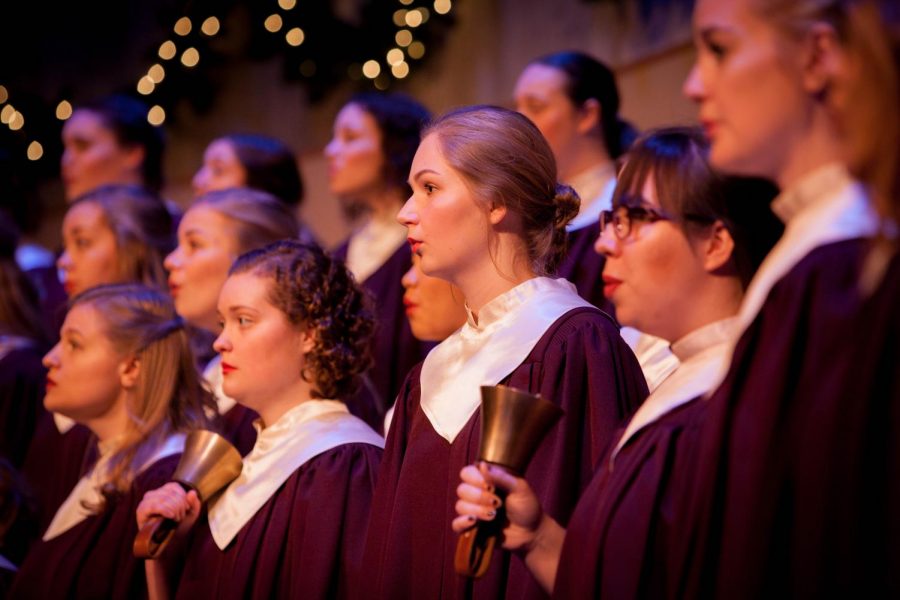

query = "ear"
[576,98,601,136]
[487,203,508,226]
[118,355,141,390]
[299,329,316,355]
[122,144,146,173]
[701,221,735,273]
[800,22,843,97]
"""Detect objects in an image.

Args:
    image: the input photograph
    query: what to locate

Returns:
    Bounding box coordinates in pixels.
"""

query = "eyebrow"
[224,305,260,315]
[409,168,440,185]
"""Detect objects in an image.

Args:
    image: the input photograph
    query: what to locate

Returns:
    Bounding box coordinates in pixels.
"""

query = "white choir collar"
[202,355,237,416]
[420,277,591,444]
[612,317,738,463]
[345,213,408,283]
[707,163,877,395]
[566,163,616,232]
[53,412,77,435]
[43,432,186,541]
[207,400,384,550]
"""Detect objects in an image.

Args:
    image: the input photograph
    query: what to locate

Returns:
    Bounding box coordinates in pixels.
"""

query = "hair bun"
[552,183,581,229]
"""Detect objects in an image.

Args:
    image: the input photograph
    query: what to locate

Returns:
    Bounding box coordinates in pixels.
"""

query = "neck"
[253,380,316,429]
[658,278,742,344]
[85,392,131,444]
[775,111,845,191]
[559,140,613,184]
[453,234,536,319]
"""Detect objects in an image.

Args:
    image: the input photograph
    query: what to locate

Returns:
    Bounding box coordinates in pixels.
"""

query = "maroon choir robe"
[10,454,180,599]
[172,443,381,600]
[362,306,648,599]
[0,341,46,467]
[672,166,886,599]
[334,242,433,430]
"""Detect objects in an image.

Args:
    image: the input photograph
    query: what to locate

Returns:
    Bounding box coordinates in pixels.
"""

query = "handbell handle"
[453,489,507,577]
[133,514,179,559]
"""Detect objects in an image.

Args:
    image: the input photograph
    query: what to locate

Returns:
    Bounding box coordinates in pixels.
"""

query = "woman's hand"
[136,482,201,531]
[452,462,544,553]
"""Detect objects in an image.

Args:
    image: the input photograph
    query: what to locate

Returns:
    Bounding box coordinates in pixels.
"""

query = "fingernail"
[486,510,496,519]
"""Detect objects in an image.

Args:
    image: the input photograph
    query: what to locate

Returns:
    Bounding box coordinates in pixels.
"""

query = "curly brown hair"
[229,240,375,400]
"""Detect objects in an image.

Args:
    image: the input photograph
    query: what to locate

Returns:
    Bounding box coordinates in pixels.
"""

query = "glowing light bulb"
[8,111,24,131]
[27,141,43,161]
[56,100,73,120]
[201,16,220,36]
[362,60,381,79]
[174,17,192,36]
[395,30,412,47]
[391,61,410,79]
[386,48,404,66]
[148,64,165,83]
[279,0,297,9]
[0,85,7,104]
[159,41,177,60]
[181,47,200,67]
[286,27,304,46]
[405,10,423,27]
[408,41,425,59]
[137,76,155,95]
[434,0,452,14]
[264,14,283,32]
[147,105,166,126]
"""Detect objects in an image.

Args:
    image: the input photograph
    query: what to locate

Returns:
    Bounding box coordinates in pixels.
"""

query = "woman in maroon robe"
[163,188,300,455]
[451,127,781,598]
[326,93,435,429]
[360,106,647,599]
[660,1,900,597]
[138,241,383,600]
[10,284,212,599]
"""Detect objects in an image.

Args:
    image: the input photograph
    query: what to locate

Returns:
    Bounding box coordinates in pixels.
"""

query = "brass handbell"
[454,385,564,578]
[133,430,242,559]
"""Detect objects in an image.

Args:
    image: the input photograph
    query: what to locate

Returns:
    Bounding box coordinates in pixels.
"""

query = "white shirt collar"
[707,164,877,395]
[202,355,237,416]
[345,213,408,282]
[612,317,738,463]
[566,164,616,232]
[43,432,186,541]
[207,400,384,550]
[420,277,591,443]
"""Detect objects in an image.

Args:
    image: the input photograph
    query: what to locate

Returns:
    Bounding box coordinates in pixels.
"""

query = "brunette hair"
[218,134,305,207]
[0,214,48,342]
[192,188,300,255]
[424,105,580,276]
[76,95,165,193]
[532,51,633,158]
[70,284,214,506]
[614,126,782,288]
[346,92,432,196]
[229,240,375,400]
[68,184,173,291]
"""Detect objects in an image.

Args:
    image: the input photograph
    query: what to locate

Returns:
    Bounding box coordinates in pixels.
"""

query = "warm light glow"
[174,17,192,36]
[137,76,155,95]
[159,40,177,60]
[408,41,425,59]
[147,105,166,126]
[419,7,430,22]
[201,16,220,36]
[286,27,305,46]
[386,48,404,66]
[278,0,297,9]
[395,29,413,47]
[8,111,23,131]
[374,77,389,91]
[27,141,43,161]
[434,0,452,14]
[181,47,200,67]
[56,100,73,120]
[392,9,408,27]
[399,0,413,5]
[0,105,14,124]
[362,60,381,79]
[0,85,7,104]
[264,14,283,32]
[391,61,410,79]
[405,10,423,27]
[300,60,316,77]
[148,64,165,83]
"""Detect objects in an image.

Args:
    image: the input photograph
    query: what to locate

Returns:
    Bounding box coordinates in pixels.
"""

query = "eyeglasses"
[599,204,675,240]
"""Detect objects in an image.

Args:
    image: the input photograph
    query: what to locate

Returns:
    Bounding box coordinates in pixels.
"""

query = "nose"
[212,329,231,354]
[324,138,338,158]
[164,246,182,272]
[397,196,418,227]
[57,250,72,271]
[191,168,207,197]
[42,342,61,369]
[682,62,704,102]
[401,263,417,289]
[594,222,620,258]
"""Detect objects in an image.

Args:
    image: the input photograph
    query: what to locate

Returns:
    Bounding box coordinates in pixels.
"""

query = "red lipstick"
[408,238,422,254]
[221,362,237,375]
[46,376,56,389]
[403,297,417,316]
[602,275,622,298]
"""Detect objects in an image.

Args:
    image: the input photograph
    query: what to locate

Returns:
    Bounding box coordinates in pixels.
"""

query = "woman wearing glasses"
[452,127,781,597]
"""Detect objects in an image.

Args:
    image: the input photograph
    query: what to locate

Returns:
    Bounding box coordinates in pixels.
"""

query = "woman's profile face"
[42,303,127,423]
[324,103,386,201]
[514,63,585,178]
[61,109,139,202]
[57,201,120,297]
[192,138,247,198]
[401,253,467,342]
[594,173,713,341]
[212,272,310,413]
[398,133,493,284]
[164,205,239,332]
[683,0,814,179]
